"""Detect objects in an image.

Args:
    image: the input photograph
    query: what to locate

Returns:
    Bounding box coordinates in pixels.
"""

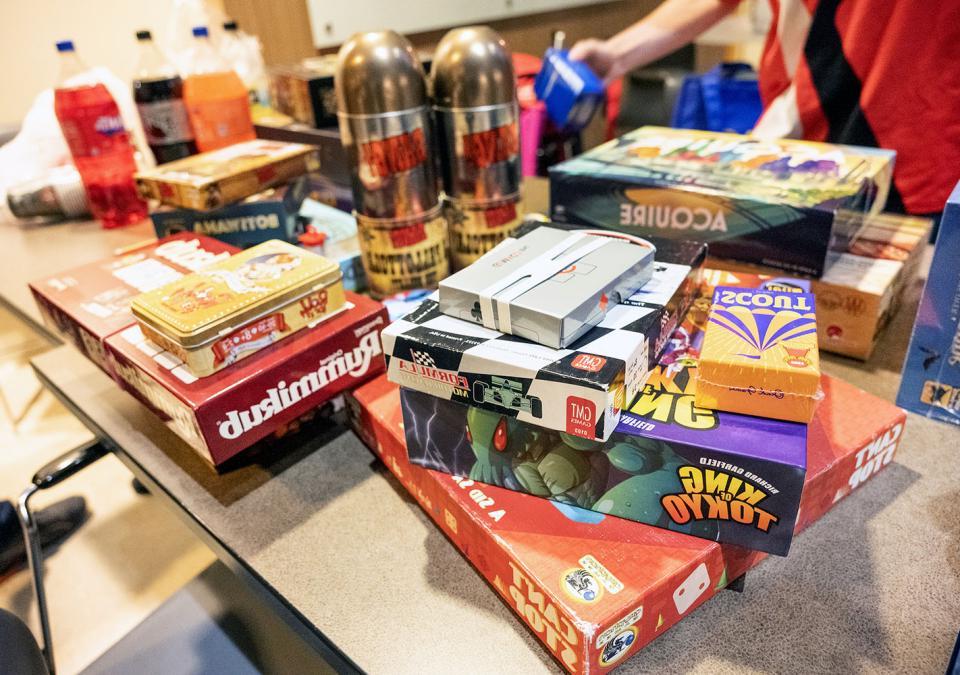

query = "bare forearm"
[606,0,737,76]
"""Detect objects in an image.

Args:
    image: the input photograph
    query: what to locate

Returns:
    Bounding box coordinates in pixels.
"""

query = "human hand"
[569,38,622,84]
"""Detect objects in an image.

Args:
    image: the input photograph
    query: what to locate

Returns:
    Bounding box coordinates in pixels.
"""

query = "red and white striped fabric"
[745,0,960,215]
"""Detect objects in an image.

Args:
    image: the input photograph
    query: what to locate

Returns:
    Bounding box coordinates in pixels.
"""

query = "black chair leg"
[15,440,108,675]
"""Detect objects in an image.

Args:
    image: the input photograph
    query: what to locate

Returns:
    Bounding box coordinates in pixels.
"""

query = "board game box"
[349,369,906,673]
[29,233,236,377]
[106,292,387,467]
[549,127,895,276]
[706,211,930,360]
[897,180,960,425]
[150,178,308,248]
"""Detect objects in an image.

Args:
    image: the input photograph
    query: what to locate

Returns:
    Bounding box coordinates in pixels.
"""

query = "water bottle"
[53,40,147,228]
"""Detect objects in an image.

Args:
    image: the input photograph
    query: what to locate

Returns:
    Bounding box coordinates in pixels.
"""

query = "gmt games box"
[269,58,338,128]
[401,293,809,554]
[549,127,896,276]
[105,292,387,467]
[897,181,960,425]
[29,233,236,376]
[349,371,907,673]
[383,238,705,442]
[151,178,309,248]
[707,211,930,360]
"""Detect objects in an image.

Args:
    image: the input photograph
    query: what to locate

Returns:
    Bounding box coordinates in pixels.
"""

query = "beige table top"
[7,185,960,673]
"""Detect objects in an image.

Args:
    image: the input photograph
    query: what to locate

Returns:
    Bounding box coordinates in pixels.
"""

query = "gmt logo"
[565,395,596,439]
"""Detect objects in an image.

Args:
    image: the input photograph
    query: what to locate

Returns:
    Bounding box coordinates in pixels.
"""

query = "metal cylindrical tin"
[432,27,521,206]
[444,197,523,270]
[355,206,450,298]
[336,31,439,220]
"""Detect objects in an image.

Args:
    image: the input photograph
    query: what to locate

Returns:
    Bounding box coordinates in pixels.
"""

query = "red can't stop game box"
[350,372,906,673]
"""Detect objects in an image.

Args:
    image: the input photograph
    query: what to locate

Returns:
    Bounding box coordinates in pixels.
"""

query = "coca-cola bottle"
[133,30,197,164]
[53,40,147,228]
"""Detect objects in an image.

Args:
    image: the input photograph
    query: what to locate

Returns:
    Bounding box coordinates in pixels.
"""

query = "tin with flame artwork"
[695,287,820,423]
[131,240,346,377]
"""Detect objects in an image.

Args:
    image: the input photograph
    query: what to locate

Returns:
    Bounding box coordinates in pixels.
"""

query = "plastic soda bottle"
[52,40,147,228]
[182,26,254,152]
[133,30,197,164]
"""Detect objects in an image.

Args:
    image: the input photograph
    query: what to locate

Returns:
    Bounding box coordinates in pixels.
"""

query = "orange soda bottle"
[182,26,254,152]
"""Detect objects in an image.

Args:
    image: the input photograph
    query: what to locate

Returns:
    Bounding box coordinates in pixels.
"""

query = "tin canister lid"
[432,26,515,109]
[336,30,428,116]
[131,240,342,347]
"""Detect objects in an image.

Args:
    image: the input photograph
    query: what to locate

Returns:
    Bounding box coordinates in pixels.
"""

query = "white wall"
[0,0,224,127]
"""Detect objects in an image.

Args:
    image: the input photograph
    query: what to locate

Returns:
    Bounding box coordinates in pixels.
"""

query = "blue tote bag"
[671,62,763,134]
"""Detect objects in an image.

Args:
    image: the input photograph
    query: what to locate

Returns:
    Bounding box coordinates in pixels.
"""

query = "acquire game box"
[106,292,387,468]
[349,369,906,673]
[383,238,705,442]
[897,180,960,425]
[549,127,896,276]
[29,233,236,377]
[401,285,810,555]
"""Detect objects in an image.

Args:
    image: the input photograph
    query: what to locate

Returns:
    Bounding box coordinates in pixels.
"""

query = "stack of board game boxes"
[30,236,388,468]
[137,139,323,249]
[354,263,907,670]
[352,128,913,671]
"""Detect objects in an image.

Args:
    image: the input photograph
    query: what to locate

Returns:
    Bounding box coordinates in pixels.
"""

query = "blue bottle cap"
[55,40,75,52]
[192,26,209,37]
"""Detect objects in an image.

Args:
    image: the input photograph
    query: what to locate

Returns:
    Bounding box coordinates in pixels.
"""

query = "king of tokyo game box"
[549,126,895,277]
[401,276,813,556]
[348,365,905,673]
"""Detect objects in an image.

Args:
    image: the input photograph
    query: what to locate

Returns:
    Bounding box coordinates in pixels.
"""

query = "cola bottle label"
[137,100,195,146]
[59,99,132,158]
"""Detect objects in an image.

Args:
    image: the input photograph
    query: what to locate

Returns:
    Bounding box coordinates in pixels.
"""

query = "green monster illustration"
[465,407,608,507]
[465,407,719,538]
[595,436,720,538]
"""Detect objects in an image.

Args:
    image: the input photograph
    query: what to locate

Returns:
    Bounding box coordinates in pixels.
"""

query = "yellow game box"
[694,287,820,422]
